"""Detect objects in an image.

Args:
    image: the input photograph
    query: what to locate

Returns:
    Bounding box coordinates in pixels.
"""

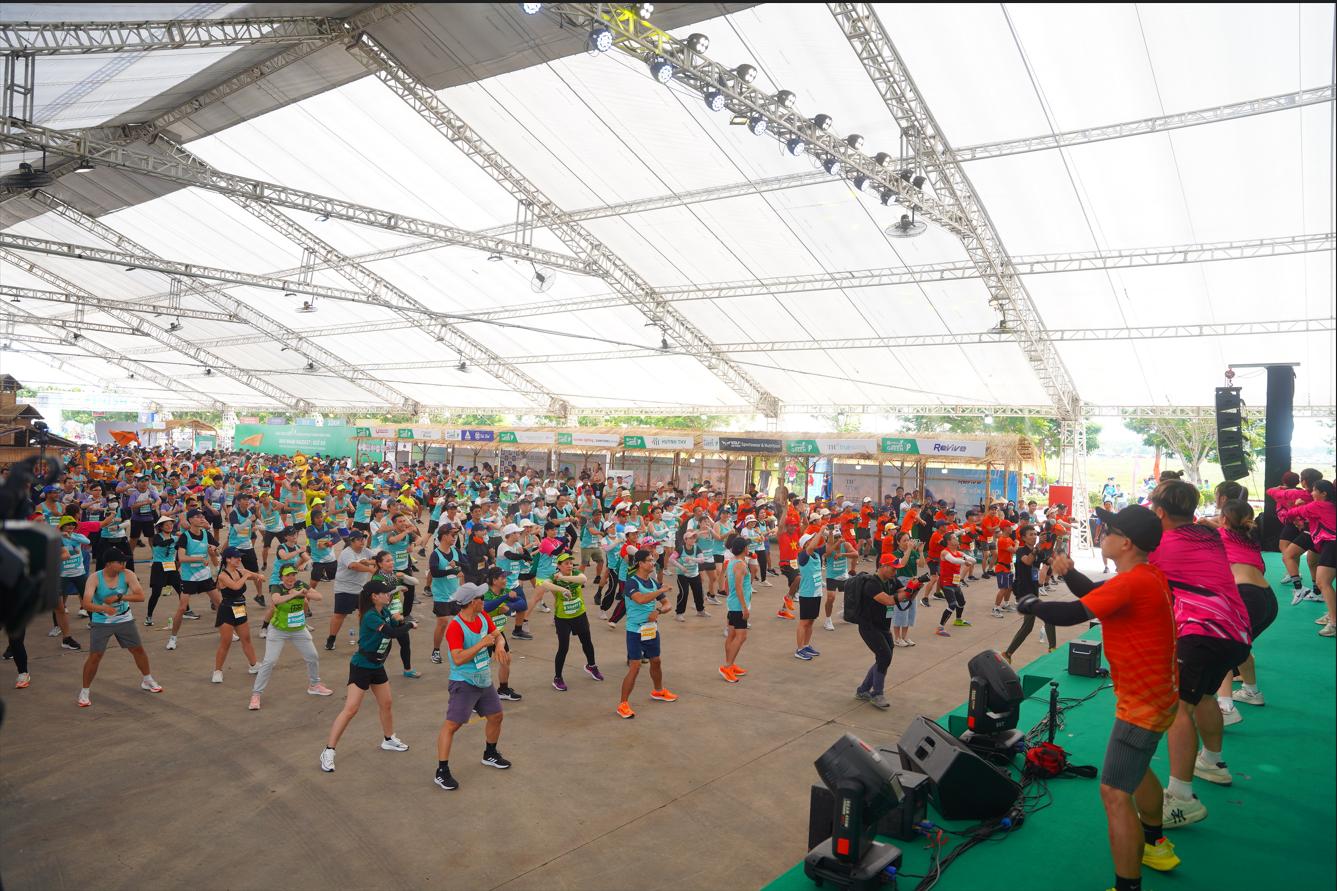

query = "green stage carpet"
[765,553,1335,891]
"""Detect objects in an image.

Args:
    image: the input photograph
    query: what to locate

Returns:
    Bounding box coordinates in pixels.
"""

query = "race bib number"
[231,603,246,619]
[377,638,391,655]
[287,610,305,629]
[563,594,583,613]
[639,622,658,641]
[163,562,176,572]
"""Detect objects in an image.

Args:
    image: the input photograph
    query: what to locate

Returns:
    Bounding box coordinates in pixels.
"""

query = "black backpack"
[842,573,878,623]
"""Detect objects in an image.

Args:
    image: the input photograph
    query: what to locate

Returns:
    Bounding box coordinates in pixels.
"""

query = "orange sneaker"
[729,664,748,676]
[783,598,796,611]
[650,688,679,702]
[616,701,635,719]
[776,609,796,620]
[719,665,739,684]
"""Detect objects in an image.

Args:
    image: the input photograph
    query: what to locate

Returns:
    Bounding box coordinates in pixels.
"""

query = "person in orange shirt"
[856,498,874,557]
[1017,505,1180,889]
[934,534,971,635]
[776,521,800,618]
[899,504,920,538]
[991,527,1017,617]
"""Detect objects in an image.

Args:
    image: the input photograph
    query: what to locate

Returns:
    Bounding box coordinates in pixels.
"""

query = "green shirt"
[552,575,586,619]
[271,584,310,632]
[351,607,397,669]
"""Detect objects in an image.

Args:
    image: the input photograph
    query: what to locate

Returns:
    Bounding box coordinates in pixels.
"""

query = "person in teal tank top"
[794,530,828,661]
[429,527,463,664]
[721,539,754,683]
[77,550,161,707]
[250,566,331,710]
[478,567,522,701]
[434,581,511,791]
[320,579,412,774]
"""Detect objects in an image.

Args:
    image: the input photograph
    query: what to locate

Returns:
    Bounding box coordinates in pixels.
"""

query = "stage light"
[520,2,542,13]
[315,213,330,222]
[822,157,841,176]
[852,174,869,191]
[167,319,182,333]
[704,90,726,112]
[74,158,95,173]
[846,133,864,150]
[686,33,709,53]
[636,2,654,16]
[734,64,758,84]
[589,25,613,53]
[812,113,833,132]
[912,174,926,189]
[298,300,317,313]
[747,114,767,135]
[203,368,213,376]
[660,336,670,351]
[486,252,503,262]
[305,361,317,371]
[898,168,914,184]
[775,90,796,109]
[786,137,806,156]
[649,59,674,84]
[457,361,469,373]
[880,189,896,206]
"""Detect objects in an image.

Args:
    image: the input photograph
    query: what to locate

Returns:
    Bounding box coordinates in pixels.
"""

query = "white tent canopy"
[1,2,1333,418]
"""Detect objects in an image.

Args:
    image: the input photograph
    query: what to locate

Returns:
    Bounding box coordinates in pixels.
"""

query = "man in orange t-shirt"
[1018,505,1179,890]
[991,530,1017,614]
[776,522,800,616]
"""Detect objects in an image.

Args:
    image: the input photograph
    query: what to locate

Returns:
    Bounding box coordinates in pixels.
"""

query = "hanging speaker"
[1215,387,1248,481]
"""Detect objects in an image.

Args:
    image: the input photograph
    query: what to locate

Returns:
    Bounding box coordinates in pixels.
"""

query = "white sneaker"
[211,670,224,684]
[1231,688,1265,706]
[1320,622,1335,638]
[140,677,163,693]
[893,638,907,647]
[1220,706,1242,726]
[903,638,916,646]
[165,636,177,650]
[697,609,711,618]
[1291,588,1306,605]
[320,747,336,772]
[1317,614,1333,625]
[762,580,773,587]
[232,632,240,641]
[675,614,685,623]
[991,607,1004,618]
[823,618,835,631]
[259,626,267,639]
[1002,602,1016,612]
[47,626,61,638]
[1193,753,1233,785]
[380,734,409,752]
[1162,791,1207,828]
[247,663,260,674]
[77,688,91,708]
[538,602,552,613]
[1302,590,1324,602]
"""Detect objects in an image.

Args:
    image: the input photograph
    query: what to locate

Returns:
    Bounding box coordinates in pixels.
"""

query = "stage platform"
[765,554,1335,891]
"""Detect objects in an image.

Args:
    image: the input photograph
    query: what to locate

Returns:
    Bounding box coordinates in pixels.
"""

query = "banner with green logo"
[194,434,217,452]
[233,424,359,458]
[879,437,986,458]
[396,428,415,440]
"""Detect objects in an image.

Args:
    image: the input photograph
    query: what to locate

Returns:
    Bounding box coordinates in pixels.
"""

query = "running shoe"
[259,626,267,639]
[183,609,200,620]
[77,609,90,619]
[248,663,261,675]
[165,635,177,650]
[320,748,336,772]
[920,597,931,607]
[253,594,265,607]
[650,688,678,702]
[1302,590,1324,602]
[77,689,91,708]
[1320,623,1335,637]
[893,638,907,647]
[854,690,871,701]
[776,609,795,620]
[584,664,604,681]
[823,618,836,631]
[729,664,748,676]
[935,627,951,637]
[511,628,534,641]
[211,670,224,684]
[1220,706,1242,726]
[1194,753,1232,785]
[482,750,512,769]
[538,602,552,613]
[1290,587,1306,606]
[434,769,458,790]
[553,677,568,691]
[325,635,336,651]
[1317,614,1333,625]
[380,735,410,752]
[307,683,333,696]
[801,644,820,657]
[953,618,972,627]
[616,701,636,719]
[47,626,61,637]
[15,673,30,689]
[249,694,262,711]
[1,646,10,660]
[869,694,890,710]
[1162,791,1207,828]
[61,637,81,651]
[431,649,443,664]
[140,677,163,693]
[674,614,686,623]
[719,666,739,684]
[143,617,154,627]
[1002,602,1017,612]
[990,607,1004,618]
[1231,688,1265,706]
[1142,837,1180,872]
[403,669,422,679]
[793,648,813,661]
[497,686,523,701]
[696,609,712,618]
[706,594,721,605]
[903,638,916,646]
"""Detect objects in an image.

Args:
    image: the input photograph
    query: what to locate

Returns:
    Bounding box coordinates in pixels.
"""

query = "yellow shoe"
[1143,836,1181,871]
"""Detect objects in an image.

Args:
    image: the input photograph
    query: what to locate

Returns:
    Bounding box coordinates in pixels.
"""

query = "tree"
[903,415,1099,457]
[444,413,504,427]
[1125,418,1264,488]
[575,415,733,429]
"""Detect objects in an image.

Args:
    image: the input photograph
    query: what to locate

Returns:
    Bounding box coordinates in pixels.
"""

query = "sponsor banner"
[413,426,442,440]
[266,416,287,425]
[194,434,217,452]
[459,429,496,443]
[879,437,987,458]
[785,438,878,456]
[232,424,358,459]
[294,418,319,427]
[718,436,783,453]
[623,434,694,450]
[238,416,260,425]
[607,469,635,490]
[701,435,720,451]
[396,428,415,440]
[499,431,556,445]
[556,432,620,447]
[352,427,371,437]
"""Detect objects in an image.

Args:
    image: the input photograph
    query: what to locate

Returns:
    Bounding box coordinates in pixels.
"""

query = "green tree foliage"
[1125,418,1264,487]
[61,410,138,424]
[443,413,505,427]
[575,415,733,429]
[903,415,1100,457]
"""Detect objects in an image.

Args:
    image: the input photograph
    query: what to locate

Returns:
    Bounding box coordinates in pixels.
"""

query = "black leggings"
[938,585,964,626]
[598,574,621,613]
[7,628,28,674]
[858,622,894,674]
[676,574,704,614]
[755,549,769,581]
[1005,613,1056,656]
[554,613,597,677]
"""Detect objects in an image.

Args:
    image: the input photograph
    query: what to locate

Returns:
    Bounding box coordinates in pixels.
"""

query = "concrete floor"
[0,560,1089,891]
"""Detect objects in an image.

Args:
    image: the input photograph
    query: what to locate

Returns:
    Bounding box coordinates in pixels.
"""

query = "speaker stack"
[1215,387,1248,482]
[896,716,1020,821]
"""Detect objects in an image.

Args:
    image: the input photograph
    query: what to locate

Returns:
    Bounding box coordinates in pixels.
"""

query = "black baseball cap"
[1096,505,1162,553]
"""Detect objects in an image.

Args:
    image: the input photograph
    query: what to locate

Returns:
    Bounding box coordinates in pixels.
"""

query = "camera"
[1,456,65,634]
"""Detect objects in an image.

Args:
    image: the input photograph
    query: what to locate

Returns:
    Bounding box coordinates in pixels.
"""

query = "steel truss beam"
[0,15,343,56]
[345,29,781,417]
[26,190,421,409]
[0,309,144,337]
[0,120,591,273]
[0,248,303,409]
[0,284,243,323]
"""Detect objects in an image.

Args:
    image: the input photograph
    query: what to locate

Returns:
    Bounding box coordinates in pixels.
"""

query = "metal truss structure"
[0,248,304,409]
[0,309,144,337]
[1,284,244,323]
[0,15,345,56]
[345,29,782,417]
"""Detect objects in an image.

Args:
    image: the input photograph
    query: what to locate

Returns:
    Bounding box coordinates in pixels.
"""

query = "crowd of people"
[8,447,1332,814]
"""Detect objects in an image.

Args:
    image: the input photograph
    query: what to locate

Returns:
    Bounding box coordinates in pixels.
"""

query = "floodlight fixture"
[852,174,869,192]
[203,368,213,376]
[704,90,726,112]
[846,133,865,150]
[486,252,503,262]
[898,168,914,184]
[315,213,330,222]
[686,33,709,53]
[520,2,543,13]
[660,336,670,351]
[636,2,654,17]
[747,114,767,136]
[912,174,927,189]
[589,25,613,53]
[305,361,317,371]
[74,158,95,173]
[166,319,183,333]
[734,63,758,84]
[775,90,796,109]
[873,151,893,167]
[822,157,841,176]
[457,361,469,373]
[786,137,806,156]
[649,58,674,84]
[812,113,833,132]
[879,189,895,206]
[298,300,317,313]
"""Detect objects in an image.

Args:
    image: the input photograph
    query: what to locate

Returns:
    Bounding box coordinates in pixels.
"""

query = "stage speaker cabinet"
[1215,386,1249,481]
[897,716,1020,821]
[1067,639,1104,677]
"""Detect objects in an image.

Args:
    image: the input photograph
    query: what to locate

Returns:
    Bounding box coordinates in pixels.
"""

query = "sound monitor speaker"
[1215,386,1248,481]
[897,716,1020,821]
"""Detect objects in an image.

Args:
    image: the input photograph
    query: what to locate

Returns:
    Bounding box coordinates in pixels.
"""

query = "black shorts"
[713,555,725,565]
[927,558,940,574]
[1319,539,1337,569]
[797,597,820,621]
[262,530,281,547]
[1237,583,1278,639]
[825,577,845,593]
[215,600,249,627]
[349,663,389,690]
[334,591,359,615]
[237,549,259,572]
[781,565,798,584]
[150,564,181,592]
[427,520,439,535]
[1176,634,1251,705]
[1279,522,1301,543]
[1290,532,1316,552]
[433,600,461,618]
[312,562,337,582]
[726,610,748,630]
[353,521,371,532]
[130,518,156,539]
[855,527,870,541]
[181,577,216,596]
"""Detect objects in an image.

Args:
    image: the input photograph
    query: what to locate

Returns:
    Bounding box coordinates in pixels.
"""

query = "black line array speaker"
[1215,387,1248,481]
[1261,366,1296,549]
[896,716,1020,821]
